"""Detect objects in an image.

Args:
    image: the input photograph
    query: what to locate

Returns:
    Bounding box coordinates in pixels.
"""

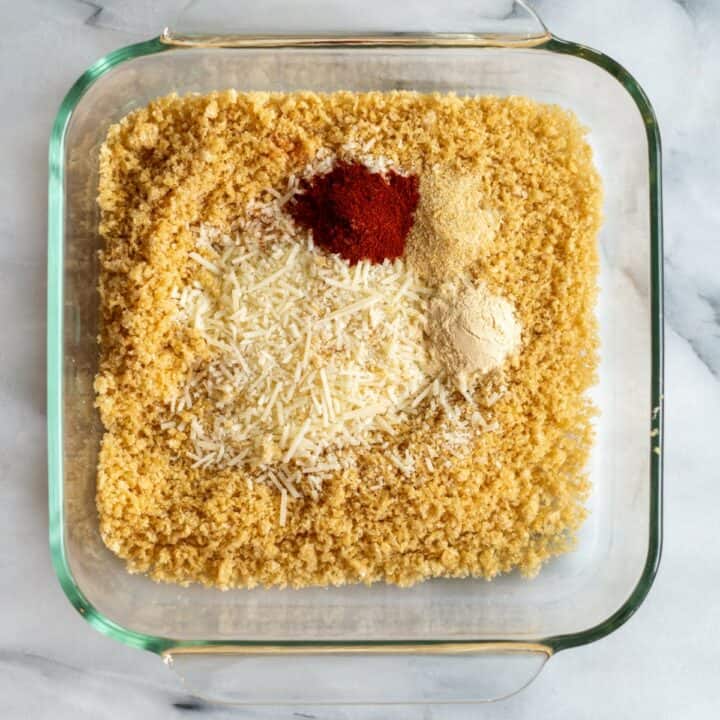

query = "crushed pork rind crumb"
[95,90,602,589]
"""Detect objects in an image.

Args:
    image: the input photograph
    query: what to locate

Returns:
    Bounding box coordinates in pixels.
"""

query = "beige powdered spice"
[406,167,499,285]
[429,280,522,389]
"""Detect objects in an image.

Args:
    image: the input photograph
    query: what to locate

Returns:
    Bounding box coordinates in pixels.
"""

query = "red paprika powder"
[289,161,419,265]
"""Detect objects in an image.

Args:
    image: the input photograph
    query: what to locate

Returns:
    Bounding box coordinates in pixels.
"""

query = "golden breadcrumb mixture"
[95,90,601,589]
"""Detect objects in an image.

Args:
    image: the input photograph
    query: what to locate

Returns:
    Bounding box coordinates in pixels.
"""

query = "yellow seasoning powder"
[406,167,499,285]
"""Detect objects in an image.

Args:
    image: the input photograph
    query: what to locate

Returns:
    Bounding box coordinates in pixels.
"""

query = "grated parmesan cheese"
[165,191,460,499]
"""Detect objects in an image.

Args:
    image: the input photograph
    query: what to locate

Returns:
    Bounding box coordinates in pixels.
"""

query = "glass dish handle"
[163,644,551,704]
[161,0,550,47]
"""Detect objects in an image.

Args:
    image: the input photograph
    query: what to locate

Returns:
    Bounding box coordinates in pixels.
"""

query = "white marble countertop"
[2,0,718,717]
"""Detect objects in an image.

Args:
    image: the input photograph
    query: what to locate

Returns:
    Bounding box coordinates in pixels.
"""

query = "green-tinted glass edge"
[540,37,663,653]
[47,35,662,657]
[47,37,174,654]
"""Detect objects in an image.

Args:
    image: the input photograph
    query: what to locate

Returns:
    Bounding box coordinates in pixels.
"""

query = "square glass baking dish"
[47,0,663,704]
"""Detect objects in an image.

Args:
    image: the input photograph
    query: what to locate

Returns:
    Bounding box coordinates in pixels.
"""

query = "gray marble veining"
[1,0,718,717]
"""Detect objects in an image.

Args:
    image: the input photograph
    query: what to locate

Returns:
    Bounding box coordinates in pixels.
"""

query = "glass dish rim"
[47,34,663,657]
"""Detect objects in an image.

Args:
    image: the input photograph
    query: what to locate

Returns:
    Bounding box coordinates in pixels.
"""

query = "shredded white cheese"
[167,194,445,499]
